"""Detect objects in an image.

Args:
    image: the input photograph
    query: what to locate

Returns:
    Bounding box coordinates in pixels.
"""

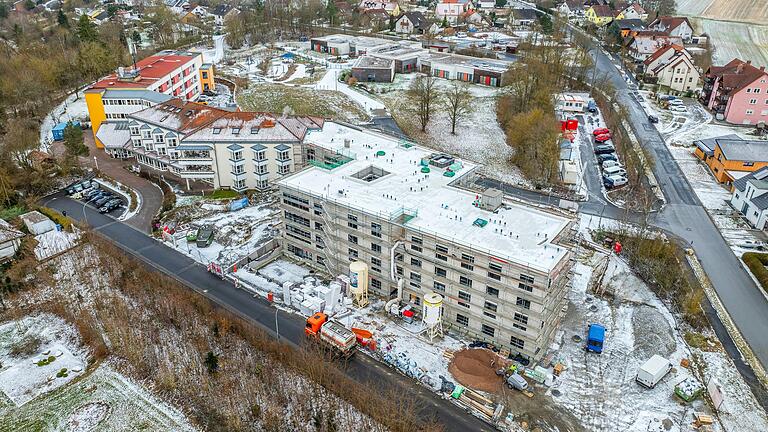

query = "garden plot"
[163,199,280,268]
[237,83,368,122]
[0,363,196,432]
[0,314,87,407]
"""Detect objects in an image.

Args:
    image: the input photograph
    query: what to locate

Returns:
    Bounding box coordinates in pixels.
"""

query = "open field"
[237,83,367,122]
[690,18,768,68]
[678,0,768,25]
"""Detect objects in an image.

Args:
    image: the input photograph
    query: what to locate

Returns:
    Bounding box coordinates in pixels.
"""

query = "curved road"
[584,41,768,373]
[41,193,495,432]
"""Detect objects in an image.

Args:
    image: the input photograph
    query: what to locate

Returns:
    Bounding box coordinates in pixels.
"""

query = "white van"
[636,355,672,388]
[602,160,621,169]
[604,165,627,177]
[668,99,684,106]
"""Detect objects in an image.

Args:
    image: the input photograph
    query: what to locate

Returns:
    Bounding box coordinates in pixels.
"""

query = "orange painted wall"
[707,145,768,183]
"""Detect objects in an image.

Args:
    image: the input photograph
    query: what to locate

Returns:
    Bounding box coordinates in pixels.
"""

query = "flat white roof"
[279,122,571,272]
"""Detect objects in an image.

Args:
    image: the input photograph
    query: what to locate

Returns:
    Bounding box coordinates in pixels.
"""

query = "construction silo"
[349,261,369,308]
[422,292,444,341]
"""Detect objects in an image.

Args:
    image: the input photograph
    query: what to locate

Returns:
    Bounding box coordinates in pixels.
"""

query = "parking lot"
[64,178,128,218]
[581,111,629,193]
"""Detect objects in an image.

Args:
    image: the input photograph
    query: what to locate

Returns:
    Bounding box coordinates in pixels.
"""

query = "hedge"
[37,207,73,232]
[743,252,768,294]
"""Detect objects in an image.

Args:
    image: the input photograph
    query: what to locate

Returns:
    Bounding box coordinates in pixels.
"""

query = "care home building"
[700,58,768,125]
[98,98,324,191]
[85,50,214,149]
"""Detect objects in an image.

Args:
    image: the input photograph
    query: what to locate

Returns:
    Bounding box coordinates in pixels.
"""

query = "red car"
[595,134,612,142]
[593,127,610,136]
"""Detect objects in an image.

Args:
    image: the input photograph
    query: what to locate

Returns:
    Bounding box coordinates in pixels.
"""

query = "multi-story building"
[693,134,768,184]
[85,50,214,149]
[643,45,700,93]
[277,122,575,360]
[97,99,323,190]
[700,58,768,125]
[435,0,473,25]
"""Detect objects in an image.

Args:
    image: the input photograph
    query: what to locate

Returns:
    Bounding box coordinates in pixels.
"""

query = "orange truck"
[305,312,357,357]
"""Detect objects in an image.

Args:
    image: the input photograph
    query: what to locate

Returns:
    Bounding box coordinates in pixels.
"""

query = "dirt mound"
[448,348,504,393]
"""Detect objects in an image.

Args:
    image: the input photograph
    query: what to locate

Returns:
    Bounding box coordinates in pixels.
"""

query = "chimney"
[737,62,745,74]
[748,60,753,65]
[762,66,766,72]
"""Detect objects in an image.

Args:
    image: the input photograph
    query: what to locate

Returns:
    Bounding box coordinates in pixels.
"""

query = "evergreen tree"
[57,9,69,28]
[0,2,9,20]
[63,122,87,161]
[204,351,219,374]
[76,15,98,42]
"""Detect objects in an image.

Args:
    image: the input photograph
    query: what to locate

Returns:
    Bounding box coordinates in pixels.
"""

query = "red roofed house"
[700,58,768,125]
[648,16,694,42]
[643,45,700,92]
[626,30,683,61]
[85,50,212,149]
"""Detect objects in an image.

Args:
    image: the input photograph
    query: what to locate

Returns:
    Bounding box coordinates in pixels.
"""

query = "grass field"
[0,364,196,432]
[237,83,367,122]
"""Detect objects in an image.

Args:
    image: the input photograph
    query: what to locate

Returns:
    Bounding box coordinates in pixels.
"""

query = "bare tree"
[407,75,441,132]
[443,82,473,135]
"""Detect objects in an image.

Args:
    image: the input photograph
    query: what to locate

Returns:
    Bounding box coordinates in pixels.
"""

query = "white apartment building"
[435,0,473,25]
[98,99,324,191]
[277,122,575,360]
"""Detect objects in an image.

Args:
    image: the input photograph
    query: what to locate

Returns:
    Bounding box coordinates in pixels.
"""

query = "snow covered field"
[690,18,768,67]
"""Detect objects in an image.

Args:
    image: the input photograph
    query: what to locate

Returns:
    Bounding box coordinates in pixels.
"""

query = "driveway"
[76,133,164,233]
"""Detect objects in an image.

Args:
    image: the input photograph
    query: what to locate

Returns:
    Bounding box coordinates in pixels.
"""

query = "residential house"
[648,16,694,42]
[730,167,768,229]
[700,58,768,125]
[278,122,575,362]
[585,5,621,26]
[165,0,190,14]
[210,4,239,26]
[359,0,400,16]
[351,56,395,82]
[180,4,211,23]
[394,11,430,35]
[643,45,700,92]
[360,9,392,30]
[620,3,647,21]
[511,8,538,28]
[85,50,210,150]
[0,220,24,263]
[99,98,324,191]
[611,18,645,38]
[435,0,473,25]
[333,1,354,24]
[694,134,768,183]
[463,9,484,26]
[625,31,682,61]
[557,0,585,18]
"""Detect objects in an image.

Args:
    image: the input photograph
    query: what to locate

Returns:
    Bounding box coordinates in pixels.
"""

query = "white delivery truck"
[636,355,673,388]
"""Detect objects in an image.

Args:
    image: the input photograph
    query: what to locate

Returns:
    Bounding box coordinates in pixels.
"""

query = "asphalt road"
[41,193,494,432]
[585,44,768,371]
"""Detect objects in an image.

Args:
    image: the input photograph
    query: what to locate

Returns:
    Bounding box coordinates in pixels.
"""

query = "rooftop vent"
[185,110,193,117]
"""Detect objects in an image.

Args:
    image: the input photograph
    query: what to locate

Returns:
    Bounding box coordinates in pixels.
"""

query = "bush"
[206,189,240,200]
[37,207,73,232]
[743,252,768,294]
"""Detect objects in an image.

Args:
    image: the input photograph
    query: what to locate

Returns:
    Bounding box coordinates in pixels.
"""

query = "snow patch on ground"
[34,229,80,261]
[0,314,88,406]
[40,91,89,153]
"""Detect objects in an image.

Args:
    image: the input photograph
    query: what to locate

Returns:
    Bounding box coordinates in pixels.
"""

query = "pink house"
[701,59,768,125]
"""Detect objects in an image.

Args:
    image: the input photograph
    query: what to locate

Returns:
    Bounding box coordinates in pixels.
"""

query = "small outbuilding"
[351,56,395,83]
[0,219,24,262]
[52,121,81,141]
[20,211,57,235]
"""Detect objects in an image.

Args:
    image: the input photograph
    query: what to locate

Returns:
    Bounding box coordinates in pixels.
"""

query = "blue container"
[586,323,605,353]
[52,121,81,141]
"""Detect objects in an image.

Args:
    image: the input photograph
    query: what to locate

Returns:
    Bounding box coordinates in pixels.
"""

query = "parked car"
[94,196,112,207]
[593,127,610,136]
[648,114,659,123]
[668,99,684,106]
[505,373,529,391]
[670,105,687,113]
[586,323,605,353]
[604,174,628,188]
[67,181,87,195]
[602,160,622,169]
[604,165,627,177]
[87,191,107,203]
[598,153,618,163]
[595,133,612,143]
[100,199,122,213]
[594,144,615,155]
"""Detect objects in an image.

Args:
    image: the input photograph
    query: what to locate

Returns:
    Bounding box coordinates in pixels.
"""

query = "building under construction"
[277,122,576,361]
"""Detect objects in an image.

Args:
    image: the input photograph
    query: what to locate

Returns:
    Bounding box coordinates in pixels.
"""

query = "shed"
[20,211,57,235]
[0,219,25,262]
[52,121,81,141]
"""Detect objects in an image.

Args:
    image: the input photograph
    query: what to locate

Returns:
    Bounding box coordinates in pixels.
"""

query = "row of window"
[104,99,152,107]
[453,313,526,350]
[231,149,290,162]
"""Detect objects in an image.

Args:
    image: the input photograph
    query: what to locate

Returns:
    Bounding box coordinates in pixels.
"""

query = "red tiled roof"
[709,58,768,94]
[643,44,684,65]
[591,5,615,17]
[88,52,199,91]
[651,16,692,32]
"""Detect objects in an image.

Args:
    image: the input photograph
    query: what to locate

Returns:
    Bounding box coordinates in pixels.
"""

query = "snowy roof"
[733,167,768,193]
[278,122,571,272]
[102,89,172,104]
[421,52,512,73]
[352,55,394,70]
[694,134,742,157]
[369,44,427,61]
[717,138,768,162]
[182,112,323,144]
[19,211,50,225]
[0,219,24,243]
[96,122,131,149]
